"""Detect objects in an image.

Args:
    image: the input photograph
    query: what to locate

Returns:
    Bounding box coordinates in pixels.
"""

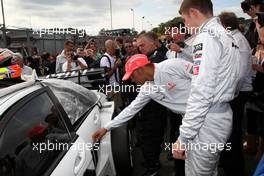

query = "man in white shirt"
[100,40,121,86]
[56,40,74,73]
[12,53,33,75]
[62,49,88,84]
[62,55,87,72]
[100,39,123,113]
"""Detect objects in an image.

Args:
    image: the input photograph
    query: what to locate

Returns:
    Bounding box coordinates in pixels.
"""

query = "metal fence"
[0,28,134,57]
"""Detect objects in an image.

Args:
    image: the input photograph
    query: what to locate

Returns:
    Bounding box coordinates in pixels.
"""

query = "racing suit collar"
[230,29,240,36]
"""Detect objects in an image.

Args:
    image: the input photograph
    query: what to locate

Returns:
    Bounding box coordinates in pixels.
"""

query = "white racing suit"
[104,59,193,131]
[178,17,241,176]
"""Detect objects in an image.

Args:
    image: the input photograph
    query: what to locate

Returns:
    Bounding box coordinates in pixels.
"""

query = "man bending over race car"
[93,54,193,140]
[92,54,193,165]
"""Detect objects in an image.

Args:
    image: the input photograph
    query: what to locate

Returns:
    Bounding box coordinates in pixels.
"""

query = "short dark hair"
[124,39,133,44]
[179,0,213,15]
[115,37,124,44]
[138,31,159,43]
[64,40,74,46]
[241,0,251,12]
[219,12,239,31]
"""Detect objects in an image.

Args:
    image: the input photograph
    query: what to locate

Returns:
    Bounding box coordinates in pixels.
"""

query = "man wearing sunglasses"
[124,39,137,60]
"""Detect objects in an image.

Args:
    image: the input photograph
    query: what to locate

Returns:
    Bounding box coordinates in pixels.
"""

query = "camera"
[71,53,79,61]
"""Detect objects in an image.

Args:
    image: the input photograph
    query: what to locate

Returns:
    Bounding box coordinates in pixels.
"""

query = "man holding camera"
[100,39,123,114]
[56,40,75,73]
[62,49,87,72]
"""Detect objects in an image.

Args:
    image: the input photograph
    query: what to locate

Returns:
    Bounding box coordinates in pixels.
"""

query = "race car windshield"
[42,79,99,124]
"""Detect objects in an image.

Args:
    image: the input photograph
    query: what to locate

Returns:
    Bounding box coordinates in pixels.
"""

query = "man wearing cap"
[93,54,193,176]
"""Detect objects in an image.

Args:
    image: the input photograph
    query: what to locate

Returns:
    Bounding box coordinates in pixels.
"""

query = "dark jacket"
[245,21,259,49]
[147,44,168,63]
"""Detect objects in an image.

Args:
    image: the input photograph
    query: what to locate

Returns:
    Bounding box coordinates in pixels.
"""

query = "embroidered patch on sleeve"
[193,43,203,53]
[194,60,201,66]
[194,53,203,59]
[189,66,194,74]
[167,82,176,91]
[193,65,200,75]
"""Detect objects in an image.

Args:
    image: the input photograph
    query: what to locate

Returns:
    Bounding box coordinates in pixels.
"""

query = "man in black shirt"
[241,0,259,48]
[136,32,184,176]
[136,32,167,176]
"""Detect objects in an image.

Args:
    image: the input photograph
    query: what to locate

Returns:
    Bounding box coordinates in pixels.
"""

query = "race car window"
[0,92,71,176]
[42,79,99,124]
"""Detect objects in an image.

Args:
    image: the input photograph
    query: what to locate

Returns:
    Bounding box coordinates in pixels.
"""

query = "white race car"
[0,78,134,176]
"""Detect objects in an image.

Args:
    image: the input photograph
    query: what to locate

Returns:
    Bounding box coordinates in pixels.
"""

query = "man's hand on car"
[92,128,108,143]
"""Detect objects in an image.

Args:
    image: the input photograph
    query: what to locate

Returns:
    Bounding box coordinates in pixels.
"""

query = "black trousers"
[168,111,185,176]
[220,91,251,176]
[137,100,167,170]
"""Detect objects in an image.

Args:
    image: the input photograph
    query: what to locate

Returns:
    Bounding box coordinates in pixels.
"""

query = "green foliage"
[151,17,183,35]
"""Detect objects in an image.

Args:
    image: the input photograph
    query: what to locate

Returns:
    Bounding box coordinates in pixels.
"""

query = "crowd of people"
[8,0,264,175]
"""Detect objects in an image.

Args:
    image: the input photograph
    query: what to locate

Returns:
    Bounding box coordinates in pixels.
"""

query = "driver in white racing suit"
[173,0,241,175]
